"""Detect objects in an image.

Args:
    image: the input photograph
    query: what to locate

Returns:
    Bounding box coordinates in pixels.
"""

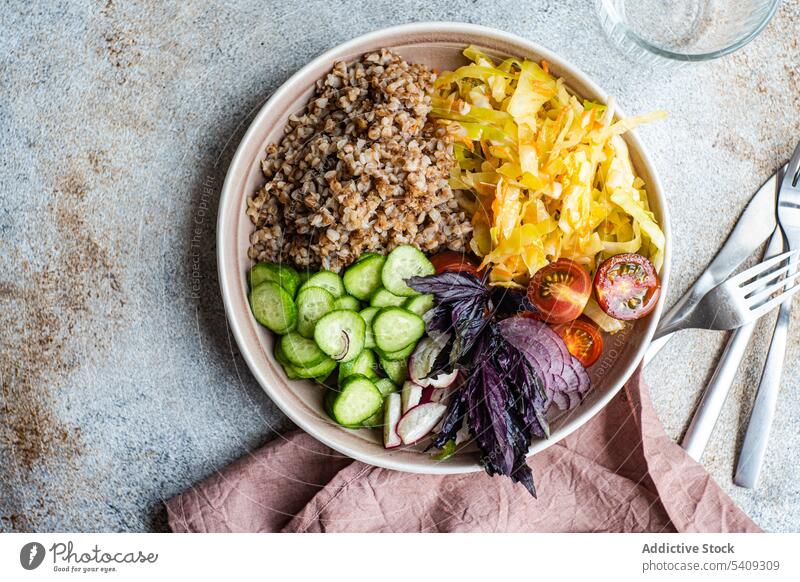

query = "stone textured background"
[1,0,798,532]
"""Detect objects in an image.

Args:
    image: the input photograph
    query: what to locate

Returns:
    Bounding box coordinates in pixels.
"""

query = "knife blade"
[644,167,782,365]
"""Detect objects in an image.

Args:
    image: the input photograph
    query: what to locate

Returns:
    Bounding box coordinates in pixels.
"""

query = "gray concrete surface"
[1,0,798,532]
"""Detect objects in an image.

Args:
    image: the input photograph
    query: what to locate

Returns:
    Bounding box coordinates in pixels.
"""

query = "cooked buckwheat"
[246,49,472,272]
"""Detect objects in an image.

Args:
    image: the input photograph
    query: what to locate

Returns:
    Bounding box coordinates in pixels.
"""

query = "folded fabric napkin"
[166,370,760,533]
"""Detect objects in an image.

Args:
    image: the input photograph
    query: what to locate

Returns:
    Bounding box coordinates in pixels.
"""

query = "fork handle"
[680,323,755,460]
[734,298,792,488]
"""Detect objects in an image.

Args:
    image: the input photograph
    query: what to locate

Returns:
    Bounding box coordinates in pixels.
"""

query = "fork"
[653,250,800,339]
[735,141,800,488]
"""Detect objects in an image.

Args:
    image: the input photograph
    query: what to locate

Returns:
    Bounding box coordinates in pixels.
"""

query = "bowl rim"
[217,21,672,474]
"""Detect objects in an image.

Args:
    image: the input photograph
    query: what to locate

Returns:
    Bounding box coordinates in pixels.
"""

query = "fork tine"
[730,250,798,286]
[749,277,800,320]
[747,270,800,310]
[741,261,796,296]
[783,141,800,189]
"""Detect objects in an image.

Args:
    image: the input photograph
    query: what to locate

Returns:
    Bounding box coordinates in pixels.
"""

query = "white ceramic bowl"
[217,22,671,474]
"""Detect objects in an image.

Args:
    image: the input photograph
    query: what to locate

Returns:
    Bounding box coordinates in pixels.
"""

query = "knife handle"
[680,323,755,460]
[734,298,792,488]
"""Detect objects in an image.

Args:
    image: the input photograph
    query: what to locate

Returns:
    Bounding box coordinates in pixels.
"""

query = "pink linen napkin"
[166,370,760,532]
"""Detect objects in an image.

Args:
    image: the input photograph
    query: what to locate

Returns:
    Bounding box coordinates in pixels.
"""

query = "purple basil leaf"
[407,271,488,303]
[450,295,491,362]
[490,286,537,318]
[430,387,466,450]
[460,332,536,496]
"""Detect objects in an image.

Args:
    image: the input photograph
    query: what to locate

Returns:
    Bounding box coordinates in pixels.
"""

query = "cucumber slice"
[361,409,384,428]
[333,295,361,311]
[249,282,297,334]
[280,332,326,368]
[381,245,435,297]
[299,270,345,298]
[359,306,379,349]
[297,269,313,286]
[274,342,300,380]
[356,252,382,263]
[376,343,416,361]
[313,310,366,363]
[249,263,300,297]
[404,293,434,316]
[328,374,383,427]
[374,378,398,397]
[296,287,335,339]
[294,356,337,379]
[372,308,425,352]
[339,348,379,383]
[343,254,386,300]
[370,287,406,308]
[379,356,408,385]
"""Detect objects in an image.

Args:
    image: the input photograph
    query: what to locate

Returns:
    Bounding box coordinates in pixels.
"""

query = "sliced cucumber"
[372,308,425,352]
[296,287,335,339]
[249,282,297,334]
[376,343,416,361]
[339,348,379,383]
[294,356,337,380]
[379,356,408,385]
[370,287,406,308]
[299,270,345,298]
[280,332,326,368]
[361,408,385,428]
[274,342,300,380]
[359,306,379,349]
[333,295,361,311]
[313,309,366,363]
[374,378,398,397]
[404,293,434,316]
[297,269,313,287]
[356,252,382,263]
[343,254,386,300]
[249,263,300,297]
[328,374,383,427]
[381,245,435,297]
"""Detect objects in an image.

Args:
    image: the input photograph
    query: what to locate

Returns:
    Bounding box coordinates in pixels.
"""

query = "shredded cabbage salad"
[431,46,666,289]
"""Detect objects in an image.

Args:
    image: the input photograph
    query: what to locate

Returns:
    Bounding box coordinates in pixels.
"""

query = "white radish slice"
[383,393,402,449]
[397,402,447,445]
[401,381,423,414]
[408,333,450,385]
[420,369,459,389]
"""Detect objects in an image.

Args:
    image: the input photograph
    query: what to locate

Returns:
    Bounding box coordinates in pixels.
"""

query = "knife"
[735,143,800,488]
[643,168,781,365]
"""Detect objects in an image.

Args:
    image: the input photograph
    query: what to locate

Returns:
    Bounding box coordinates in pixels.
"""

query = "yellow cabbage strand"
[431,46,666,285]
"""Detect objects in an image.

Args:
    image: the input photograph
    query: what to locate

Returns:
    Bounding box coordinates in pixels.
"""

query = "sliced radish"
[397,402,447,445]
[401,381,423,413]
[420,385,435,404]
[420,368,459,389]
[383,393,402,449]
[408,333,450,385]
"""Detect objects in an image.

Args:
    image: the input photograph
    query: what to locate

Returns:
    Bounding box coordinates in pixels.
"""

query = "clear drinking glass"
[595,0,780,65]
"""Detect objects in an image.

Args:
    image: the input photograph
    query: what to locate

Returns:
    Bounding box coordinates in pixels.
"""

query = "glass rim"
[599,0,781,62]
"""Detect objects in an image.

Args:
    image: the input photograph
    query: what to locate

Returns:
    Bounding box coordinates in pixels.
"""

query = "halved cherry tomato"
[552,318,604,368]
[430,251,480,276]
[594,253,660,321]
[526,258,592,324]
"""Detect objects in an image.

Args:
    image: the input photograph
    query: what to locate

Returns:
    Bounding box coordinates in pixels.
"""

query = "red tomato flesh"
[594,253,660,321]
[552,318,604,367]
[430,251,480,276]
[526,258,592,324]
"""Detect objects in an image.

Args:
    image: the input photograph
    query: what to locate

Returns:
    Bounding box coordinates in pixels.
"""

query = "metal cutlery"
[680,229,785,461]
[643,169,781,366]
[735,141,800,488]
[652,250,799,338]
